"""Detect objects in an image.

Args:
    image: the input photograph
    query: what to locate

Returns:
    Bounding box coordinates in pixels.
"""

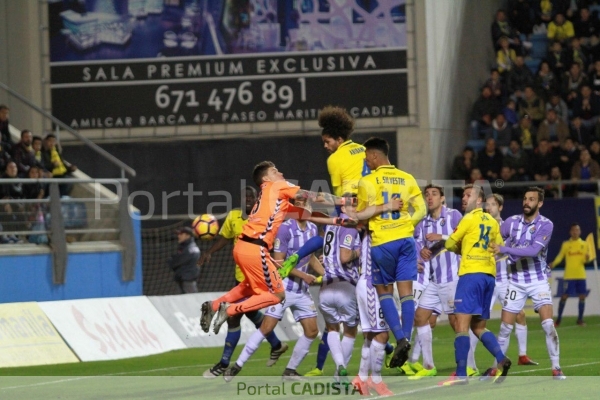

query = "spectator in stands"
[535,0,554,26]
[572,84,600,127]
[22,166,44,200]
[537,109,570,147]
[486,113,513,152]
[504,99,520,126]
[574,7,599,48]
[557,137,580,178]
[168,226,200,293]
[12,130,39,177]
[571,148,600,195]
[562,63,588,102]
[0,105,12,154]
[531,139,558,182]
[0,161,25,241]
[570,116,595,147]
[31,135,51,178]
[492,9,524,52]
[547,41,568,80]
[508,0,535,36]
[589,60,600,94]
[0,143,11,174]
[589,140,600,164]
[470,86,500,138]
[546,92,569,123]
[451,146,475,182]
[497,36,518,74]
[485,69,504,99]
[41,134,77,197]
[518,86,546,125]
[535,61,559,101]
[508,56,535,96]
[468,167,484,184]
[566,37,589,70]
[497,165,521,199]
[478,138,504,181]
[513,113,537,152]
[504,139,531,180]
[546,166,568,198]
[547,13,575,44]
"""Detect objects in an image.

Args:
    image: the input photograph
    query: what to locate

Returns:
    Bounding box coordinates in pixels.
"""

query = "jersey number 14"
[473,224,491,250]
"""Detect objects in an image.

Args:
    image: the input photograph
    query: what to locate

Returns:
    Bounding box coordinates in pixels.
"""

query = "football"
[192,214,219,240]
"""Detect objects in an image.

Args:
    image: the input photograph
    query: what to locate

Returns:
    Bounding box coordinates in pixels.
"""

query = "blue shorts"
[563,279,587,296]
[454,273,495,320]
[371,237,417,285]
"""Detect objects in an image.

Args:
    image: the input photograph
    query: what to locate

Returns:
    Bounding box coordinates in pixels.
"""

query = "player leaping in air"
[200,161,354,335]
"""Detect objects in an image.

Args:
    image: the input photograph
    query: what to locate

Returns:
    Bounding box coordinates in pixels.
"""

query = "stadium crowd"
[0,104,77,243]
[457,2,600,198]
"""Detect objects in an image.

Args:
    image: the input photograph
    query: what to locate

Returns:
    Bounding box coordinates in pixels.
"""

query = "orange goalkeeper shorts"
[233,240,285,295]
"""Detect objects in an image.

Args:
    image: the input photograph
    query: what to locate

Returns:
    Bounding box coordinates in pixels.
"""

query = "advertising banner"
[148,292,302,348]
[0,302,79,367]
[38,296,186,361]
[47,0,408,129]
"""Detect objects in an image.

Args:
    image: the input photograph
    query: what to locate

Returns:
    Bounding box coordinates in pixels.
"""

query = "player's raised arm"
[407,178,426,226]
[493,220,554,261]
[295,189,356,207]
[549,242,566,268]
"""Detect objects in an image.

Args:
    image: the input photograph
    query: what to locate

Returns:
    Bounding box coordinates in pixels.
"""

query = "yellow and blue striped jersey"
[327,140,369,196]
[357,165,425,246]
[551,238,588,280]
[445,208,503,276]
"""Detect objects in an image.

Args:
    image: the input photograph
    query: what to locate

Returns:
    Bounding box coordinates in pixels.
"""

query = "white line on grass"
[511,361,600,375]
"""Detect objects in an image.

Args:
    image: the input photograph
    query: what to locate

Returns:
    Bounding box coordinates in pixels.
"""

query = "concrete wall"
[424,0,504,179]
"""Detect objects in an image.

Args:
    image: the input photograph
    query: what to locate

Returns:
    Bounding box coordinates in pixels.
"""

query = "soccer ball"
[192,214,219,240]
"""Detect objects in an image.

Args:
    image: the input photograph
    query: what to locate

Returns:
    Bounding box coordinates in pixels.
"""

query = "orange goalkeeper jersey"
[241,180,300,249]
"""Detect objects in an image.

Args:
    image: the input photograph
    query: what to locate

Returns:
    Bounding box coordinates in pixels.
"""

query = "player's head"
[462,184,485,213]
[523,186,544,217]
[424,184,444,213]
[363,137,389,170]
[485,193,504,220]
[570,223,581,239]
[244,186,257,214]
[340,192,357,215]
[319,106,354,154]
[252,161,283,186]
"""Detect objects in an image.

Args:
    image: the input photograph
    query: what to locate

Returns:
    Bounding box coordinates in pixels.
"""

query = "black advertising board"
[48,0,409,129]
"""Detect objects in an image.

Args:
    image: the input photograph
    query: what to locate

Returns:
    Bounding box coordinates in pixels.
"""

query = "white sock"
[515,323,528,356]
[416,324,434,369]
[358,339,371,381]
[410,328,422,363]
[341,335,356,367]
[495,323,513,368]
[286,335,314,370]
[541,319,560,369]
[467,329,479,370]
[328,331,345,368]
[236,329,265,367]
[370,340,386,384]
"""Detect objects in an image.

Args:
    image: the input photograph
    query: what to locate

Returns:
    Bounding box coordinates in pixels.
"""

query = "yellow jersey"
[219,209,248,282]
[327,140,369,196]
[445,208,503,276]
[357,165,426,246]
[551,238,588,280]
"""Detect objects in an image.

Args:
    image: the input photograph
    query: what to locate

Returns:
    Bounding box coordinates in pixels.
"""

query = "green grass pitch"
[0,316,598,399]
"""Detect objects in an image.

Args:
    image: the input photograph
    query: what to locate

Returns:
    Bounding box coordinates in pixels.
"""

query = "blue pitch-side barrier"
[0,218,142,303]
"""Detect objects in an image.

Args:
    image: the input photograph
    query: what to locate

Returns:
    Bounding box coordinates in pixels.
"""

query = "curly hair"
[318,106,354,141]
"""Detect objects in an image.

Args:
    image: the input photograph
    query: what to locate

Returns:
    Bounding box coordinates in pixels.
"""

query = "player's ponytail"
[318,105,354,141]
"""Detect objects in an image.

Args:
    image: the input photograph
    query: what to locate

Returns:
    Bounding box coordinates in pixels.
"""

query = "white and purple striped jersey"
[417,261,431,286]
[495,219,509,283]
[273,219,318,294]
[414,206,462,284]
[359,233,373,282]
[322,213,360,286]
[501,214,554,284]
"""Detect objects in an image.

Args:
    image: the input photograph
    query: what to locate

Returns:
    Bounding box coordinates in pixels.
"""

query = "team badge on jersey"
[274,238,281,250]
[530,227,536,234]
[440,219,445,226]
[344,234,353,246]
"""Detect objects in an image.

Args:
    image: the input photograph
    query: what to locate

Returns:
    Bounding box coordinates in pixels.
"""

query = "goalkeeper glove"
[279,253,299,279]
